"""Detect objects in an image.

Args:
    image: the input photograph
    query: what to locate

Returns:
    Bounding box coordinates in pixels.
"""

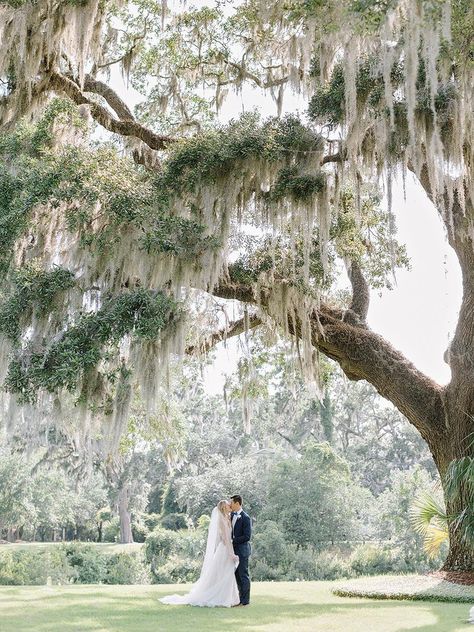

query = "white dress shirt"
[232,508,242,536]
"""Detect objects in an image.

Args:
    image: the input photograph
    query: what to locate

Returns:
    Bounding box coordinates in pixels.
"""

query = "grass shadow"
[0,583,470,632]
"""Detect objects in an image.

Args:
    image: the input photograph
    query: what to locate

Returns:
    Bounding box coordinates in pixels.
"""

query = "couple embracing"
[160,494,251,608]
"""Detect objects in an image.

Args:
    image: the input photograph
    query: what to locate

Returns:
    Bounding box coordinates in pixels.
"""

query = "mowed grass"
[0,581,471,632]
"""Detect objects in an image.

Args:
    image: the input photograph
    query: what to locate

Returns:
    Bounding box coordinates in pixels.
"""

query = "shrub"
[160,512,188,531]
[350,544,394,576]
[62,543,109,583]
[132,518,149,543]
[289,549,353,581]
[0,547,74,585]
[102,517,120,542]
[152,556,201,584]
[105,552,150,584]
[143,513,162,531]
[251,559,286,581]
[253,520,293,569]
[144,526,207,583]
[144,527,178,580]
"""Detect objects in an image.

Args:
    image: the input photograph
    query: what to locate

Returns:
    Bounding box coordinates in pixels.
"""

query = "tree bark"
[118,485,134,544]
[212,265,474,571]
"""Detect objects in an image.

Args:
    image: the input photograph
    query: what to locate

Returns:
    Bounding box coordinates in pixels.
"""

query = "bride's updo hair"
[217,500,229,515]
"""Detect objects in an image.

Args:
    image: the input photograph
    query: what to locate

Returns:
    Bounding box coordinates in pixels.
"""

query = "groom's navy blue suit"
[231,510,251,605]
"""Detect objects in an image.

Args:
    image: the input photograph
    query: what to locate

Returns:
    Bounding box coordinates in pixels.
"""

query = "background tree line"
[0,331,444,583]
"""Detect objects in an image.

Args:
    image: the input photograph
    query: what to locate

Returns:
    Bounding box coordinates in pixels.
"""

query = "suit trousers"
[235,554,250,605]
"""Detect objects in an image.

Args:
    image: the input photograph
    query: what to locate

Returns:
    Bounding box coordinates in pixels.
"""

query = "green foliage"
[176,453,270,522]
[330,188,410,290]
[157,113,323,196]
[152,556,201,584]
[268,166,325,202]
[0,99,91,274]
[410,489,448,557]
[144,527,178,564]
[265,441,369,548]
[374,466,445,569]
[0,98,87,158]
[102,517,120,543]
[0,547,74,585]
[348,0,398,31]
[0,162,58,274]
[161,481,181,516]
[449,0,474,68]
[349,544,394,575]
[4,289,180,402]
[0,265,75,343]
[0,107,220,272]
[0,543,150,585]
[444,455,474,546]
[308,59,403,128]
[105,551,150,584]
[159,513,188,531]
[141,215,221,259]
[144,525,206,583]
[63,542,109,583]
[0,452,30,530]
[309,52,457,152]
[251,523,437,581]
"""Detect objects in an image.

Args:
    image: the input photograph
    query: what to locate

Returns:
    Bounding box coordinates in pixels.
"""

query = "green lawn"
[0,581,470,632]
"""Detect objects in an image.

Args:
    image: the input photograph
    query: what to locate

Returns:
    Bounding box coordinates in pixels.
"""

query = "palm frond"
[445,457,474,504]
[410,489,448,557]
[423,524,449,558]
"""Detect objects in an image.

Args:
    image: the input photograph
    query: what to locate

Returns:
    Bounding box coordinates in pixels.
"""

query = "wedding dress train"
[159,507,240,608]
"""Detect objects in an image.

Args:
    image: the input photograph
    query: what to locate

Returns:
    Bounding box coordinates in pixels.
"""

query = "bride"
[159,500,240,608]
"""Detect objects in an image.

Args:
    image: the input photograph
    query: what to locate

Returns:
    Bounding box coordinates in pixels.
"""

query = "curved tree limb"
[82,75,135,120]
[343,259,370,325]
[48,71,175,151]
[211,268,446,447]
[185,313,262,355]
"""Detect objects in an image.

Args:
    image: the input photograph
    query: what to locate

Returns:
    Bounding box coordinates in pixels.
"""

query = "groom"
[230,494,251,606]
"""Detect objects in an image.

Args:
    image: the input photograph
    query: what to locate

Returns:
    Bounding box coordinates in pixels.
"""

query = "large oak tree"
[0,0,473,570]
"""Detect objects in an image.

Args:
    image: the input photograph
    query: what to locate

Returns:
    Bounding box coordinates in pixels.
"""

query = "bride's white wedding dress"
[159,507,240,608]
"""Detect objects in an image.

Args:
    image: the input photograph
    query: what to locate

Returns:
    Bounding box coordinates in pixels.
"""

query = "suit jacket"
[232,510,251,557]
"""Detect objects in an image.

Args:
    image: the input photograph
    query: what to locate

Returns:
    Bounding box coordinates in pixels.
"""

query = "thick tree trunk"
[442,524,474,571]
[430,387,474,572]
[118,485,134,544]
[212,266,474,572]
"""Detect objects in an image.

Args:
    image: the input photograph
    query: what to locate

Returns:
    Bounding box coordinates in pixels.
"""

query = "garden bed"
[333,574,474,602]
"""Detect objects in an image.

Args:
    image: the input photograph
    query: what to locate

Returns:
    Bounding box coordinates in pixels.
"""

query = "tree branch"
[343,259,370,325]
[48,71,175,151]
[212,268,446,446]
[185,313,262,355]
[82,75,134,120]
